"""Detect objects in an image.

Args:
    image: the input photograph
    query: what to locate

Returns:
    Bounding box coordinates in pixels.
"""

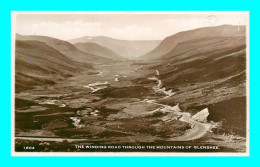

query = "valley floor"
[14,61,247,152]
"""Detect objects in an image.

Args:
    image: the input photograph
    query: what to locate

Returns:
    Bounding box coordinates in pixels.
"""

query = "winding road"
[147,70,213,141]
[171,113,213,141]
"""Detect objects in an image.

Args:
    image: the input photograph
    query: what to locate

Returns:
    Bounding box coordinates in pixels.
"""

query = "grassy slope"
[158,37,246,86]
[143,35,247,136]
[16,34,112,63]
[15,40,90,92]
[141,25,246,60]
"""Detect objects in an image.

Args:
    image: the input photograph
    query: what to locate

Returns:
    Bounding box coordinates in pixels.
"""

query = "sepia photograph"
[11,11,249,156]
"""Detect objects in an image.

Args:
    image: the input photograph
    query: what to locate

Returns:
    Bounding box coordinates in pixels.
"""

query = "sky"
[14,11,249,41]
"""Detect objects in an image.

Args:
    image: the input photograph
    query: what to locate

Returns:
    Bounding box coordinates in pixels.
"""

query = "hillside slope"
[139,26,247,136]
[16,34,112,63]
[15,40,90,92]
[141,25,246,60]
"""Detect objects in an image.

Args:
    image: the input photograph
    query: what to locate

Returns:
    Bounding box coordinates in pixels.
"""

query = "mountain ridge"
[141,25,246,60]
[16,34,114,63]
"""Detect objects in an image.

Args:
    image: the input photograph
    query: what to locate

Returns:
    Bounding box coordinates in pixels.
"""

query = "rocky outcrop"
[191,108,209,123]
[171,103,181,112]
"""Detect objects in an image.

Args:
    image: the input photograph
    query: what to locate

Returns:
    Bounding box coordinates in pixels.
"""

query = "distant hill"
[15,40,90,92]
[74,42,125,61]
[69,36,161,59]
[16,34,112,63]
[141,25,246,60]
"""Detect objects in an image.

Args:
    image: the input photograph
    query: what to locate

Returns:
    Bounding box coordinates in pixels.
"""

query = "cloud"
[162,18,204,27]
[34,20,101,29]
[30,22,152,40]
[109,25,151,40]
[163,18,176,26]
[29,20,102,39]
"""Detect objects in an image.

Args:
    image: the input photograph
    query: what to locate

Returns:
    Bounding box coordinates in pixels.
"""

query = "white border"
[11,11,16,157]
[11,11,250,157]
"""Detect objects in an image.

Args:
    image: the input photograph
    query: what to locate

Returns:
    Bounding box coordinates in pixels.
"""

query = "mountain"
[138,25,247,136]
[74,42,125,61]
[154,36,246,88]
[16,34,112,63]
[141,25,246,60]
[15,40,90,93]
[69,36,161,59]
